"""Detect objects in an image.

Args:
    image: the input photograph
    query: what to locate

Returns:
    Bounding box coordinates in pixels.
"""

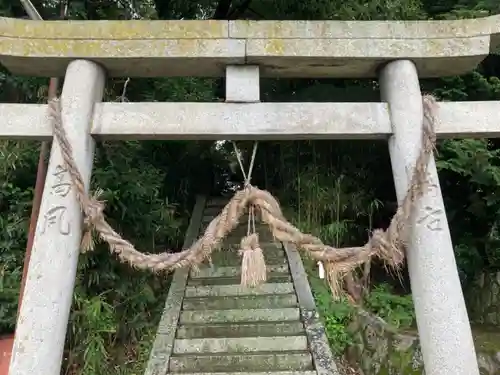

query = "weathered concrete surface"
[380,59,479,375]
[8,60,105,375]
[3,100,500,141]
[187,273,291,286]
[190,264,289,278]
[176,321,305,339]
[185,282,294,297]
[1,15,500,77]
[229,18,500,39]
[173,335,308,353]
[226,65,260,102]
[179,308,300,324]
[168,352,314,372]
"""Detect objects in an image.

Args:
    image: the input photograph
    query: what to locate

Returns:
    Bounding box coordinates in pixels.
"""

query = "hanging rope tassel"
[232,142,267,287]
[240,232,267,287]
[240,200,267,287]
[324,261,344,300]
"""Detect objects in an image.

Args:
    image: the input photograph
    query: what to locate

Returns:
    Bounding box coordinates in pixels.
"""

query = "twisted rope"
[47,95,438,296]
[232,141,267,286]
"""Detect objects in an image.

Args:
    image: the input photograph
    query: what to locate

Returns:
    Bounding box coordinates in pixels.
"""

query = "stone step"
[222,235,277,245]
[182,293,298,310]
[168,351,314,372]
[203,206,229,216]
[176,321,305,339]
[231,226,276,235]
[179,308,300,324]
[175,372,316,375]
[208,247,286,267]
[173,335,308,354]
[200,223,271,234]
[212,243,284,255]
[199,226,277,242]
[187,273,292,286]
[201,215,217,223]
[202,215,252,223]
[185,283,294,297]
[200,255,287,268]
[205,198,229,207]
[190,265,289,278]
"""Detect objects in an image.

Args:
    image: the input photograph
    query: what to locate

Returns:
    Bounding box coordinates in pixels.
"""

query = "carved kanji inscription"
[51,165,72,197]
[41,205,71,235]
[417,205,444,232]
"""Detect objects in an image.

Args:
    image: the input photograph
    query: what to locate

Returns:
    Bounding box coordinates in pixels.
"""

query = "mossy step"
[198,256,287,268]
[204,224,271,234]
[176,372,316,375]
[185,283,294,297]
[182,293,298,310]
[228,224,273,233]
[221,234,279,246]
[203,210,268,219]
[209,248,286,267]
[173,335,308,354]
[211,243,283,254]
[168,351,314,372]
[208,253,286,268]
[201,214,252,223]
[198,226,276,243]
[205,198,229,207]
[176,321,305,339]
[190,265,289,278]
[179,308,300,324]
[187,273,292,286]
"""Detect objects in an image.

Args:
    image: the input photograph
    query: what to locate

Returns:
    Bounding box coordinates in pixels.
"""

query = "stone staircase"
[144,196,339,375]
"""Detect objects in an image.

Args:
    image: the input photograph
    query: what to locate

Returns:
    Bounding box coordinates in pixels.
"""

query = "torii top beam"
[0,15,499,78]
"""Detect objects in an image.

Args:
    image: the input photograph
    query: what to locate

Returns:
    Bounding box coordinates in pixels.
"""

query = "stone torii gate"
[2,14,500,375]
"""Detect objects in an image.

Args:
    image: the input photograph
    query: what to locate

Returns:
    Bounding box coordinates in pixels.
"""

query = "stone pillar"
[225,65,260,103]
[9,60,105,375]
[379,60,479,375]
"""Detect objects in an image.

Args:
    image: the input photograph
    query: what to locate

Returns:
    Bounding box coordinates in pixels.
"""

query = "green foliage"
[310,273,355,354]
[0,141,37,331]
[364,284,416,329]
[436,138,500,282]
